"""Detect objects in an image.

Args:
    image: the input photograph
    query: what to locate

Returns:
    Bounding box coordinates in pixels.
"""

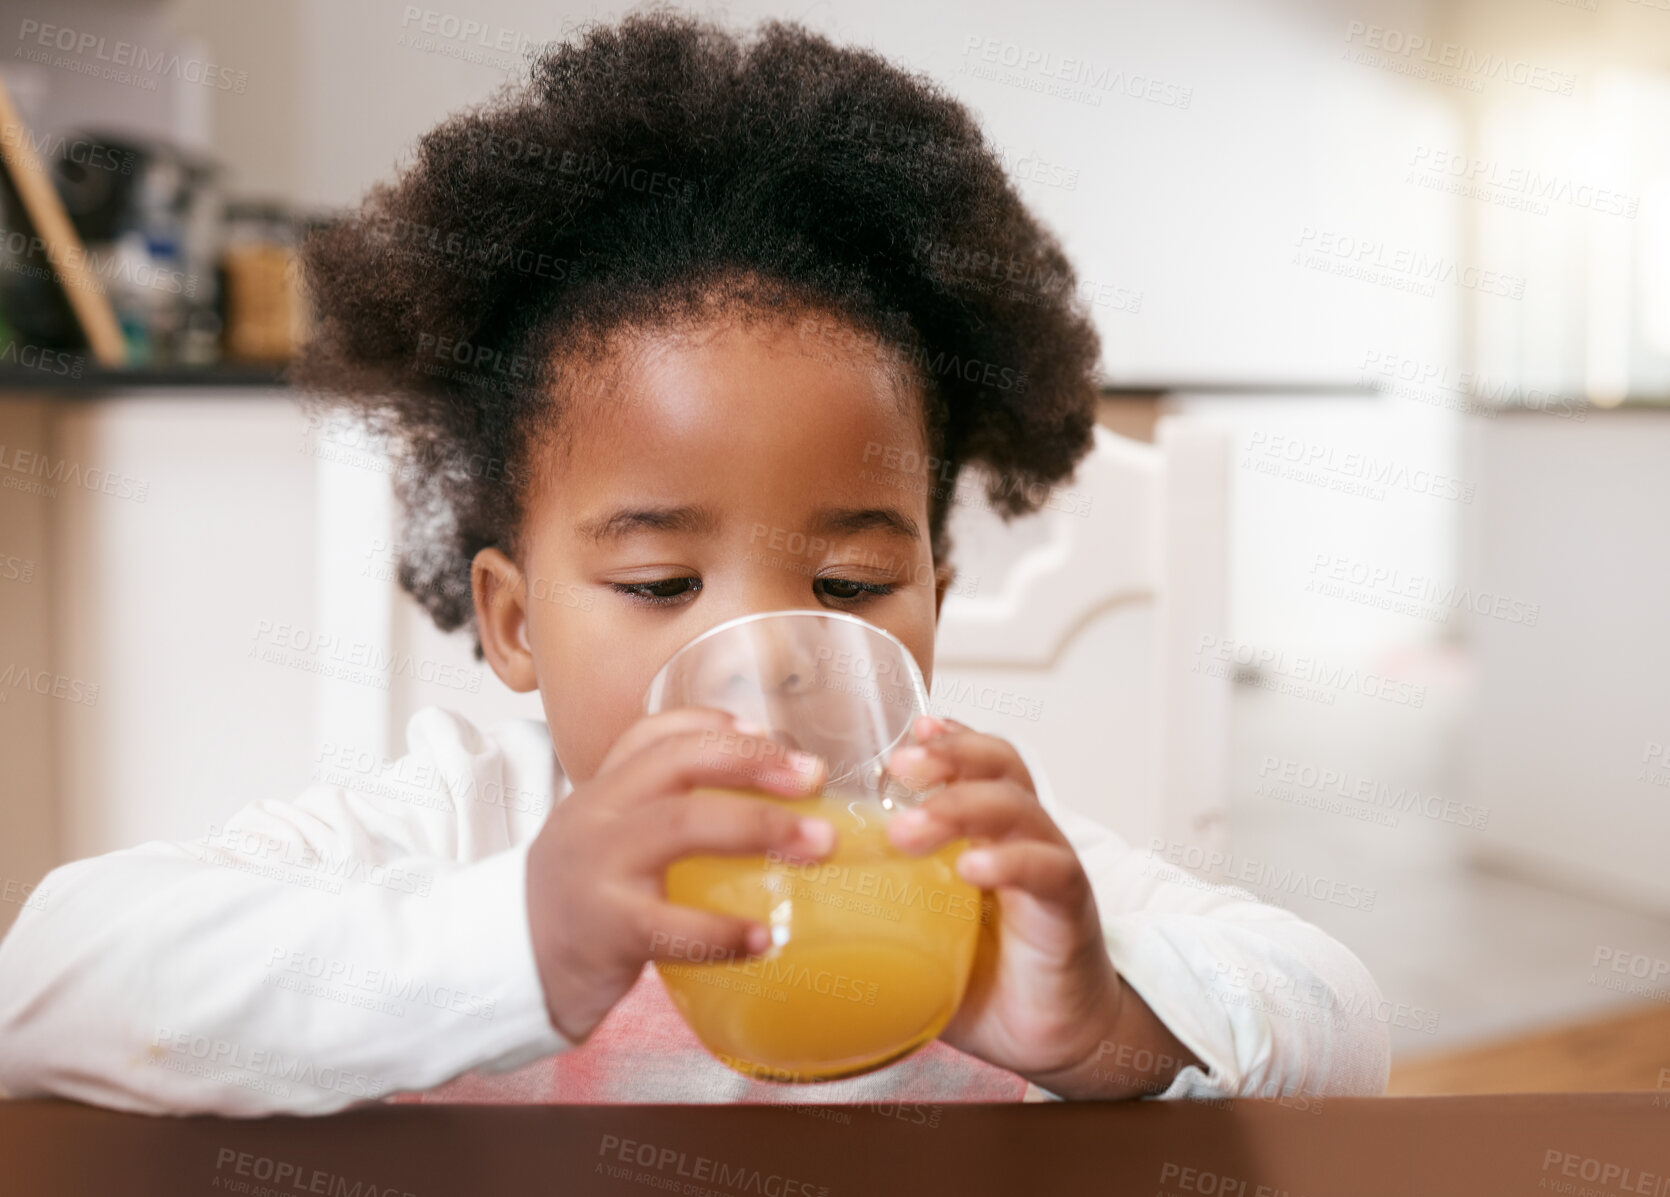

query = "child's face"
[473,312,947,785]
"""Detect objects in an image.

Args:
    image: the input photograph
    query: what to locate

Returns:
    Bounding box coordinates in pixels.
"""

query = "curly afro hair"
[291,9,1103,656]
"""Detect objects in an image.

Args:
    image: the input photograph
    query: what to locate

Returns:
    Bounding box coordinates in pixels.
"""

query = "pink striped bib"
[389,962,1028,1105]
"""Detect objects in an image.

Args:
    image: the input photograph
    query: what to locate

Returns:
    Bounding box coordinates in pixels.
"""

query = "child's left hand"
[885,715,1196,1098]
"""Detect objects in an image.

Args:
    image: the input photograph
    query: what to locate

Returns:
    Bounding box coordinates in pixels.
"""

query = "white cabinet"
[1459,409,1670,913]
[0,389,541,935]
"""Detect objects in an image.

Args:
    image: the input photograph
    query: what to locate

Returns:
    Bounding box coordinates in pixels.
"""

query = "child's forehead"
[552,316,927,464]
[537,323,933,535]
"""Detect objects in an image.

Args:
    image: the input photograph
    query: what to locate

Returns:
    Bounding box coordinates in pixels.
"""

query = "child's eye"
[612,577,702,606]
[816,577,895,604]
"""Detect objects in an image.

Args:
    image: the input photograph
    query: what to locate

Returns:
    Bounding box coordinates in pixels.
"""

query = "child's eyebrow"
[577,504,719,544]
[809,506,921,541]
[576,504,920,544]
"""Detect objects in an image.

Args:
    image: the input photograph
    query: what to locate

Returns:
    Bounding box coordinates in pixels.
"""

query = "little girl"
[0,12,1389,1113]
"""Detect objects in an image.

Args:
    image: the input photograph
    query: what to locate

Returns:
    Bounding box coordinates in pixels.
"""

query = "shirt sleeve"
[0,707,570,1116]
[1010,739,1391,1102]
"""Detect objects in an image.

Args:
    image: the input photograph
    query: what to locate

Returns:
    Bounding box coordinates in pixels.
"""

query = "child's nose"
[735,617,823,699]
[681,609,823,712]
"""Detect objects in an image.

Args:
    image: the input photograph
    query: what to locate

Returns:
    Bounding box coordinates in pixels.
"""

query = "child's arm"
[888,717,1390,1101]
[0,708,568,1115]
[0,705,836,1115]
[1022,743,1393,1101]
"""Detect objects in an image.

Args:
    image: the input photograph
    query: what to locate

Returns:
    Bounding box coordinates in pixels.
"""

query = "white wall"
[158,0,1450,384]
[152,0,1471,663]
[1,0,1474,920]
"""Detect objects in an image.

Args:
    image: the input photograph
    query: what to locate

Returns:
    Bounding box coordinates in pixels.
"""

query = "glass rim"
[641,607,931,717]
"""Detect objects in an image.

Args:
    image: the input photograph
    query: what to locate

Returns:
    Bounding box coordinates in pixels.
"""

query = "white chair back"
[930,418,1232,853]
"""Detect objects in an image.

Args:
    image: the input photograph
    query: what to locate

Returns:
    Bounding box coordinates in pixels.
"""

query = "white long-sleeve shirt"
[0,706,1389,1115]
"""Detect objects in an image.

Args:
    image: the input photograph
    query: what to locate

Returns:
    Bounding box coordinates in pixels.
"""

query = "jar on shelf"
[219,200,302,363]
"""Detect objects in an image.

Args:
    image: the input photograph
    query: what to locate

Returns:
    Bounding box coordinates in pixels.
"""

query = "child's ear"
[473,547,539,692]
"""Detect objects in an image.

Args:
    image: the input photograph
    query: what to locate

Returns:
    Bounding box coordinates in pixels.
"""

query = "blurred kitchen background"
[1,0,1668,1096]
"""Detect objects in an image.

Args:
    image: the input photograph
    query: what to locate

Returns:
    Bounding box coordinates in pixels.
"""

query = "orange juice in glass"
[644,610,981,1082]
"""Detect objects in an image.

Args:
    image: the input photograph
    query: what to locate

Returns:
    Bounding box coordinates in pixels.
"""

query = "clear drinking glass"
[644,609,983,1083]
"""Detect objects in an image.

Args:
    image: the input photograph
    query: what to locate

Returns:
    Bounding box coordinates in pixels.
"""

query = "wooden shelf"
[0,363,288,393]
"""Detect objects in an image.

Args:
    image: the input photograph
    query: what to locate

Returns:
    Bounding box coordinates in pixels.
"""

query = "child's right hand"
[524,707,832,1042]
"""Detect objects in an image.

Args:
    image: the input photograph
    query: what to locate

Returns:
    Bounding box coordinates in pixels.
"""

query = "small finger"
[956,840,1090,906]
[885,744,955,791]
[686,725,829,796]
[887,780,1050,853]
[614,727,828,809]
[599,706,744,777]
[914,714,976,741]
[894,721,1034,791]
[643,902,775,965]
[629,791,837,871]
